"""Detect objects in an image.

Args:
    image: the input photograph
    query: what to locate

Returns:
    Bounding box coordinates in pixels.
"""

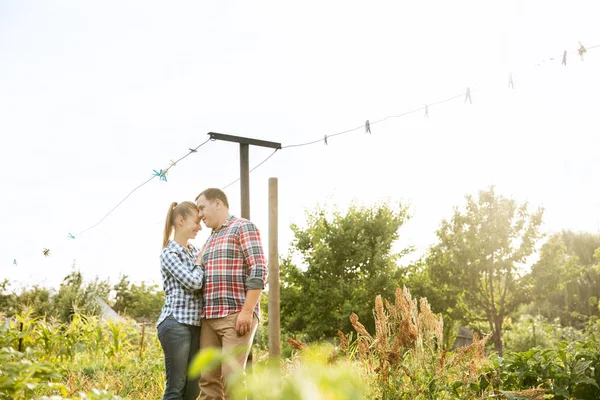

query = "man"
[195,188,267,400]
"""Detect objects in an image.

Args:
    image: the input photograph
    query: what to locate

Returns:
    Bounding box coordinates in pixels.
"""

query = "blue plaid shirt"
[157,240,204,326]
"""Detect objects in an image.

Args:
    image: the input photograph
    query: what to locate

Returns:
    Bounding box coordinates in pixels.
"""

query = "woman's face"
[179,209,201,239]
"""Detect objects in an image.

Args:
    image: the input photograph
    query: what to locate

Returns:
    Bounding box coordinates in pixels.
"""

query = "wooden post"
[268,177,280,359]
[240,143,252,369]
[240,144,250,219]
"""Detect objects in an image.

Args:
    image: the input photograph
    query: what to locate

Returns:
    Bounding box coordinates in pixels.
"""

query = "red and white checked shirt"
[200,215,267,319]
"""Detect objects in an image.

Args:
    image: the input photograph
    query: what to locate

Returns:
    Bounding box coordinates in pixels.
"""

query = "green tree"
[427,187,543,355]
[281,202,411,341]
[528,231,600,327]
[51,270,111,322]
[0,280,52,318]
[0,279,18,316]
[112,275,165,322]
[16,285,52,317]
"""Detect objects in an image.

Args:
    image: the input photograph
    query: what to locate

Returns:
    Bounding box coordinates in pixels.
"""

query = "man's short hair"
[195,188,229,208]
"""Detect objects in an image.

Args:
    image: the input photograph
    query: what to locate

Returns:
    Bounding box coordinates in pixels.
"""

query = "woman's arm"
[161,250,204,290]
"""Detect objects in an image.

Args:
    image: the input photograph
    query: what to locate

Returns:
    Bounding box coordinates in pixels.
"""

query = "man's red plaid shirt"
[200,216,267,319]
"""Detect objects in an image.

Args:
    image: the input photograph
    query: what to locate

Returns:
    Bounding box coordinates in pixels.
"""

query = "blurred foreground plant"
[189,344,366,399]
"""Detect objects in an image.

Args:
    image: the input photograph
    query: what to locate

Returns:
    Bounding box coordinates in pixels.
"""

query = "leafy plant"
[487,340,600,399]
[0,347,66,399]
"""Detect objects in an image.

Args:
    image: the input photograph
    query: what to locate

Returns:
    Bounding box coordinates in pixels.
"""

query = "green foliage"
[503,314,583,353]
[1,270,113,324]
[52,271,111,323]
[1,270,166,326]
[253,292,270,351]
[528,231,600,328]
[0,279,16,314]
[281,202,411,341]
[427,187,543,355]
[0,311,163,399]
[0,347,66,399]
[1,280,53,318]
[111,275,165,322]
[189,344,367,400]
[488,339,600,399]
[4,283,600,400]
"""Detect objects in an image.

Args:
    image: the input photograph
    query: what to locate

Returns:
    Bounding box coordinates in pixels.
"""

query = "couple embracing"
[156,188,266,400]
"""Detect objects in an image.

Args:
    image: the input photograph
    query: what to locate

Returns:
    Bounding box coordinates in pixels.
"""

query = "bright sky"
[1,1,599,289]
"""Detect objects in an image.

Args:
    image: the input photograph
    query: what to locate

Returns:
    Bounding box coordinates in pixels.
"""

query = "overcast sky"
[1,0,599,289]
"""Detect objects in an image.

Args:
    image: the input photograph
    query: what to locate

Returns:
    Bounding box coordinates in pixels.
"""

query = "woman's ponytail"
[163,202,178,248]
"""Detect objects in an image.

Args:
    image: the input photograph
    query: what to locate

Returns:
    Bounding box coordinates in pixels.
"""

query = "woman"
[157,201,204,400]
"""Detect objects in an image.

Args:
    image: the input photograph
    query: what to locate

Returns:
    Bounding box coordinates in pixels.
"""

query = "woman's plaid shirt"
[200,216,267,319]
[157,240,204,326]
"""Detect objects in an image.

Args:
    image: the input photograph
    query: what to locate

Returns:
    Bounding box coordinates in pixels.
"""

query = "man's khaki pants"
[199,312,258,400]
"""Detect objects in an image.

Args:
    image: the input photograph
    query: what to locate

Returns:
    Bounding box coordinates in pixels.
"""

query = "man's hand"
[235,309,253,336]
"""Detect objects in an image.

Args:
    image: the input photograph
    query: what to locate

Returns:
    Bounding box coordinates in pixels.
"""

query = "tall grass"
[0,309,164,399]
[334,286,493,399]
[4,290,594,399]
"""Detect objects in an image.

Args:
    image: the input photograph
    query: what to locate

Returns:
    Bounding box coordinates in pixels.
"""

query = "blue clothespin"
[68,233,75,239]
[153,169,168,182]
[365,120,371,134]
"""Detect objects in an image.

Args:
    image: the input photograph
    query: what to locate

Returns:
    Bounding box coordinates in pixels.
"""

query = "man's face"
[196,195,218,229]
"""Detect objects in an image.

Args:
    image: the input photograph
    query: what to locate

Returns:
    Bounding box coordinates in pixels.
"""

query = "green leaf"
[188,348,222,378]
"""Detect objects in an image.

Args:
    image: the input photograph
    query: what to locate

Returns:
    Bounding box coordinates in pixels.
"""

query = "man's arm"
[239,221,267,289]
[236,221,267,335]
[236,289,262,335]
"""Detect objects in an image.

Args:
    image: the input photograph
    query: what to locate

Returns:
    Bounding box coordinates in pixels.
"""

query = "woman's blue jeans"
[157,314,201,400]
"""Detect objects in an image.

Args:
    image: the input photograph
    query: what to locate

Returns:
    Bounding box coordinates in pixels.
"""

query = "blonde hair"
[162,201,197,248]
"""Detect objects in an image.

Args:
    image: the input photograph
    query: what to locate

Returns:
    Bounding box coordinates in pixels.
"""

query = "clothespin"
[424,105,429,118]
[508,73,514,89]
[43,248,51,257]
[365,120,371,134]
[562,50,567,66]
[465,87,472,104]
[152,169,168,182]
[169,160,177,167]
[67,233,75,239]
[189,148,198,153]
[324,135,328,145]
[578,42,586,60]
[13,259,17,266]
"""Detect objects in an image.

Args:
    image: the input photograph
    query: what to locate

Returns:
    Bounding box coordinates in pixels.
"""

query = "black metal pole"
[240,143,250,220]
